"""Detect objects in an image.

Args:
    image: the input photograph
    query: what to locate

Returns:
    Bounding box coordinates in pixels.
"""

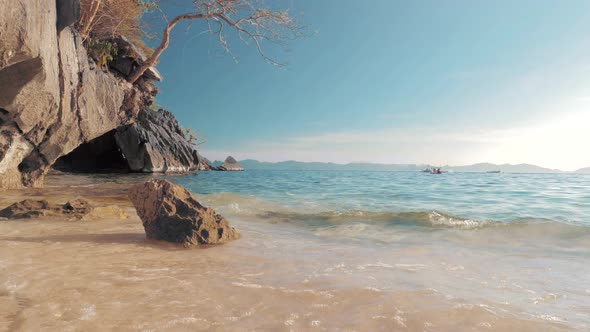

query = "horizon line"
[206,158,589,173]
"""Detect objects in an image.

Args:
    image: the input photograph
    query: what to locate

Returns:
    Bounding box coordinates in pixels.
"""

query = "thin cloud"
[202,110,590,171]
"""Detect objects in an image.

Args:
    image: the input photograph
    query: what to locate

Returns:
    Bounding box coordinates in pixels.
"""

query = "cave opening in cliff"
[0,108,7,124]
[53,130,131,173]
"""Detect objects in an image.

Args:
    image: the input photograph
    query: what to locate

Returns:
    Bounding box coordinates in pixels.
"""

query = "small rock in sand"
[63,198,93,215]
[0,198,94,220]
[0,199,52,219]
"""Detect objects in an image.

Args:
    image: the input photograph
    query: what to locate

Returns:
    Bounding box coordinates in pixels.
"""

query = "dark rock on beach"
[0,198,93,220]
[0,200,52,219]
[128,179,240,247]
[63,198,93,216]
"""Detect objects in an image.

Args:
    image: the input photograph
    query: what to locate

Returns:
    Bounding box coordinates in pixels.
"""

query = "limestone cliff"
[52,109,212,174]
[0,0,155,188]
[115,109,202,173]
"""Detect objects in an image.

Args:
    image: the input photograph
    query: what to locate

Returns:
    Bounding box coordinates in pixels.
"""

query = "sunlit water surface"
[0,170,588,331]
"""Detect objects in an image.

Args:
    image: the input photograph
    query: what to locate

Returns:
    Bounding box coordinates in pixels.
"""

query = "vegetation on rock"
[78,0,154,69]
[79,0,151,47]
[87,39,117,69]
[78,0,305,83]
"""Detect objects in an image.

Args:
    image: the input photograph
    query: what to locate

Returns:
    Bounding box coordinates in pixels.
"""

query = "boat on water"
[487,170,502,173]
[422,167,447,174]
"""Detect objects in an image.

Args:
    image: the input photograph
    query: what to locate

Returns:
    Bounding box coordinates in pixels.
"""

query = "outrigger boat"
[421,167,447,174]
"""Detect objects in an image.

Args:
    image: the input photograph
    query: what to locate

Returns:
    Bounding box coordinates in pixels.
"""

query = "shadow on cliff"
[0,57,44,107]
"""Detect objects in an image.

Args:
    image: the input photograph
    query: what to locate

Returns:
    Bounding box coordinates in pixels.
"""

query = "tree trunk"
[80,0,102,40]
[128,13,208,84]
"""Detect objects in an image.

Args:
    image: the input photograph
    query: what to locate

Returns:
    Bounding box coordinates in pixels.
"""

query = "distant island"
[209,160,590,174]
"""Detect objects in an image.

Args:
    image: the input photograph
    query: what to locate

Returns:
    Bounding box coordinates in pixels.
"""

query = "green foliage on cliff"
[87,39,117,69]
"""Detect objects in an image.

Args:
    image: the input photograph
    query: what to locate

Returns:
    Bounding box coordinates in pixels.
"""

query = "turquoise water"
[9,171,584,329]
[176,170,590,226]
[171,170,590,328]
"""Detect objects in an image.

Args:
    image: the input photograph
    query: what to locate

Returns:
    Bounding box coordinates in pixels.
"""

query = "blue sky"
[151,0,590,171]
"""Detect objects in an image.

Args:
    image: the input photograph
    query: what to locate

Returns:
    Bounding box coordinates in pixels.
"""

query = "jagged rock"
[0,0,61,187]
[0,131,34,188]
[63,198,93,215]
[197,153,217,171]
[52,109,210,174]
[128,179,240,246]
[111,36,162,81]
[115,109,202,173]
[219,156,245,171]
[0,198,93,219]
[56,0,80,31]
[0,200,52,219]
[0,0,156,188]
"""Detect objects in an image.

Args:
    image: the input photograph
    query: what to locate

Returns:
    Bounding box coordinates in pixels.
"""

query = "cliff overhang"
[0,0,161,188]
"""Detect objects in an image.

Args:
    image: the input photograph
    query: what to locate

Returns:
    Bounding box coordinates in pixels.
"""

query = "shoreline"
[0,173,585,331]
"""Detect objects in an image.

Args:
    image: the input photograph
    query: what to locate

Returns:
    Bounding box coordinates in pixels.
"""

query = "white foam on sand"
[79,304,96,321]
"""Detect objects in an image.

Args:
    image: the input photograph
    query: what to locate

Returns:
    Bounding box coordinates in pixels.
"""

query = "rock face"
[220,156,245,171]
[0,198,93,219]
[115,109,202,173]
[197,153,216,171]
[52,109,214,174]
[0,0,156,188]
[128,179,240,246]
[110,36,162,82]
[56,0,80,31]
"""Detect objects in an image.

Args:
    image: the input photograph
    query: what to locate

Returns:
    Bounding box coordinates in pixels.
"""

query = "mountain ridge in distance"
[208,159,586,173]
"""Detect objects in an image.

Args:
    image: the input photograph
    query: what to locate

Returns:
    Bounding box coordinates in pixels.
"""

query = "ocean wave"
[257,209,501,229]
[199,192,590,233]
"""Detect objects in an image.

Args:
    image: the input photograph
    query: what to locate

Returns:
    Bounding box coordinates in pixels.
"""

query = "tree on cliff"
[79,0,305,84]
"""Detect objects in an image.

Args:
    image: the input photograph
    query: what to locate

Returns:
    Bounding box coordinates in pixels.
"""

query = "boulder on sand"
[128,179,240,246]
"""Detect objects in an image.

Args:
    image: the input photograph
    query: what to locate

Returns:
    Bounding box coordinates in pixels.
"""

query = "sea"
[0,170,589,331]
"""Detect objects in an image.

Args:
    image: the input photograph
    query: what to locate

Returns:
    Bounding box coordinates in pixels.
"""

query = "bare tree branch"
[128,0,306,83]
[79,0,102,40]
